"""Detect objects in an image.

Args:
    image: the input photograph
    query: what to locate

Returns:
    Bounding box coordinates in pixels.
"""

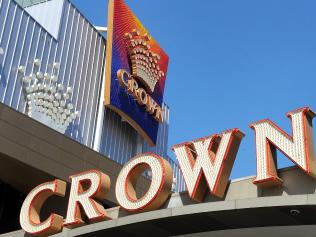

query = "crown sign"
[125,29,165,93]
[19,59,80,134]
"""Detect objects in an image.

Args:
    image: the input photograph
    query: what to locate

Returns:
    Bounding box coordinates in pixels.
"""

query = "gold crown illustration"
[125,29,165,93]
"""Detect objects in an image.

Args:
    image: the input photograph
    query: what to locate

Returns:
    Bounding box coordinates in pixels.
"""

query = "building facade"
[0,0,185,234]
[0,0,184,190]
[1,1,316,237]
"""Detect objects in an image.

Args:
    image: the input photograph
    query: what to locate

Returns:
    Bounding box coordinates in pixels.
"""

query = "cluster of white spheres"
[21,66,80,129]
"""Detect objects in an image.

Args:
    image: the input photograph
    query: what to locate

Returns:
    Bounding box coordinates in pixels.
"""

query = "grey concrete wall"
[0,103,150,205]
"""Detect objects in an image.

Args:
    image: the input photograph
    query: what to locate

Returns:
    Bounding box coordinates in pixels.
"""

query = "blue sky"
[72,0,316,179]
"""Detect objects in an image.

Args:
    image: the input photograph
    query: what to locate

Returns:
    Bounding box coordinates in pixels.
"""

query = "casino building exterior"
[1,1,316,237]
[0,0,182,172]
[0,0,185,234]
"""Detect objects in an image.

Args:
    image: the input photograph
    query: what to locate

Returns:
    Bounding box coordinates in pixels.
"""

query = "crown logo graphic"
[18,59,80,134]
[125,29,165,93]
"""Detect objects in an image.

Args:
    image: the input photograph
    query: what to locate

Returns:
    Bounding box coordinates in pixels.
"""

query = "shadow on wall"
[0,181,25,235]
[0,46,7,89]
[257,167,316,197]
[67,123,83,144]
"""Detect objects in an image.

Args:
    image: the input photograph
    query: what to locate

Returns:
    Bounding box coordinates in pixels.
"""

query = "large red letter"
[172,129,244,202]
[250,107,316,187]
[115,153,173,212]
[64,170,111,228]
[20,180,66,236]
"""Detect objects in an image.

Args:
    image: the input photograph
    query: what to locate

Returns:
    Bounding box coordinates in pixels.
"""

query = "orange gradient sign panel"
[105,0,169,146]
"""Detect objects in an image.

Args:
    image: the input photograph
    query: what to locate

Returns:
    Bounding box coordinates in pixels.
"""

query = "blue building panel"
[0,0,105,147]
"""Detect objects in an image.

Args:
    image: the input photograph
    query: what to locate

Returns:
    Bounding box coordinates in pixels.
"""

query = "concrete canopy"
[3,167,316,237]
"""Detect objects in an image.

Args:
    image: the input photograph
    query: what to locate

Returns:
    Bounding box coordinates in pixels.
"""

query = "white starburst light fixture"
[19,59,80,134]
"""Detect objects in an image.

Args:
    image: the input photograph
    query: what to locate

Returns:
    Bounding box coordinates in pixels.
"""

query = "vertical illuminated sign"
[105,0,169,146]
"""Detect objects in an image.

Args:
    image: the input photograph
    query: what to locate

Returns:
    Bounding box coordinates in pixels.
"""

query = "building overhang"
[0,103,149,206]
[2,165,316,237]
